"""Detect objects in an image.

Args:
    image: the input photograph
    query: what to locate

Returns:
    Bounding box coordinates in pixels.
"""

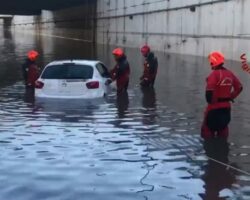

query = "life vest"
[110,57,130,91]
[206,68,242,110]
[142,53,158,82]
[27,63,40,87]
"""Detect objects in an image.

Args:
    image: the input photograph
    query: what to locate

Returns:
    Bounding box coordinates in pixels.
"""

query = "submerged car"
[35,60,112,99]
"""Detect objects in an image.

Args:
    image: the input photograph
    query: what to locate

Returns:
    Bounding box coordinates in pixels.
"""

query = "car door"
[96,63,111,93]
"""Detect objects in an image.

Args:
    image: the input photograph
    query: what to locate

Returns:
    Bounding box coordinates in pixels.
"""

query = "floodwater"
[0,28,250,200]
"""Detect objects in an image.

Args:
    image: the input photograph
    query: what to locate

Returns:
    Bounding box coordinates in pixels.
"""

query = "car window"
[41,64,94,79]
[96,63,110,78]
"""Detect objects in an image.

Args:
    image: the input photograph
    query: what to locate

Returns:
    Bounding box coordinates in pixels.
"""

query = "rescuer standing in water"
[140,45,158,87]
[106,48,130,93]
[22,50,40,88]
[201,51,243,139]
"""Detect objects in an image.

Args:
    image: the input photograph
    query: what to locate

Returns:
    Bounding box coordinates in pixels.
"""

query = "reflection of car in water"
[35,60,112,99]
[35,98,107,122]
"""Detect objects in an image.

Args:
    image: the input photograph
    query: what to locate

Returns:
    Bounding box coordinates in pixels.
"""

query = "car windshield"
[41,64,94,79]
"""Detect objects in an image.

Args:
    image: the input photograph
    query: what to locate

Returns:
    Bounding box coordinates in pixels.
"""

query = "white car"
[35,60,112,99]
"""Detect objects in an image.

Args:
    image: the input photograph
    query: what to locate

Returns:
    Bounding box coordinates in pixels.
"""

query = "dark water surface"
[0,28,250,200]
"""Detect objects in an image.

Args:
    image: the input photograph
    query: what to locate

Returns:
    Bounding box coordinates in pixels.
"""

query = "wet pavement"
[0,28,250,200]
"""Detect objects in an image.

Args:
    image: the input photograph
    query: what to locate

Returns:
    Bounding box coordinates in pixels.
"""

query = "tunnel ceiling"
[0,0,91,15]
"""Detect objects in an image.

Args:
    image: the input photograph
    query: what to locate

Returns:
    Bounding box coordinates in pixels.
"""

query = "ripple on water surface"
[0,79,249,200]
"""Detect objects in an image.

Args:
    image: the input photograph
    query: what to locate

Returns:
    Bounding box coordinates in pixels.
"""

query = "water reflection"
[35,98,105,123]
[201,139,237,200]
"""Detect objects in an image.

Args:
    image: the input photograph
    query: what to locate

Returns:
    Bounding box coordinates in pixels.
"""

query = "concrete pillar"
[3,17,13,28]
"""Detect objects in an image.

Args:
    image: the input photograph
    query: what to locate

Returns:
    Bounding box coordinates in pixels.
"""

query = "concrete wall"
[7,0,250,60]
[96,0,250,60]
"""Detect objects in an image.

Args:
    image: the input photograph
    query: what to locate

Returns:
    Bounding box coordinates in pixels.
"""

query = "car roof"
[47,60,101,67]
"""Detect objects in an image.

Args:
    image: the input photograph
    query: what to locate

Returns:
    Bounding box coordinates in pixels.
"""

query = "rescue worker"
[201,51,243,139]
[106,48,130,93]
[22,50,40,88]
[140,45,158,87]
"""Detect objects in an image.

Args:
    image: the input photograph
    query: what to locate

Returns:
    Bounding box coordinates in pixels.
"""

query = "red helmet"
[28,50,39,61]
[112,48,124,58]
[141,45,150,56]
[208,51,224,68]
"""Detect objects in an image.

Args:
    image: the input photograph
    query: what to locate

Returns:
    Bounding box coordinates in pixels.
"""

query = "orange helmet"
[141,45,150,56]
[208,51,224,68]
[28,50,39,61]
[112,48,124,58]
